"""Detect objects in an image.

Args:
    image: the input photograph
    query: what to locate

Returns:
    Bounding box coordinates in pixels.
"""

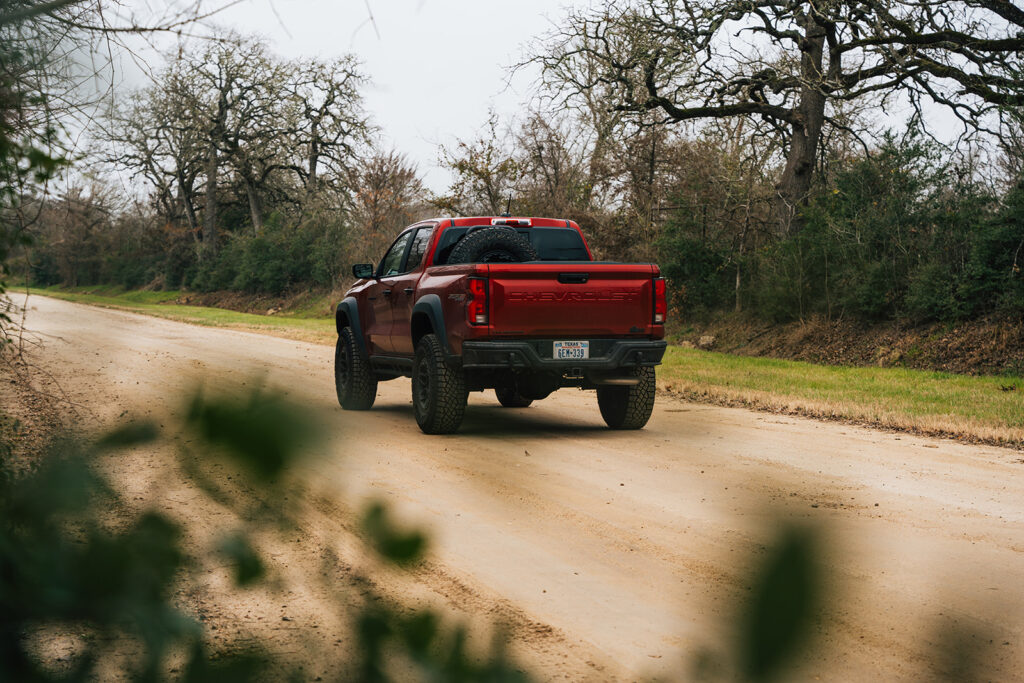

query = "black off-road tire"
[412,333,467,434]
[335,327,377,410]
[597,366,656,429]
[495,387,533,408]
[448,227,538,264]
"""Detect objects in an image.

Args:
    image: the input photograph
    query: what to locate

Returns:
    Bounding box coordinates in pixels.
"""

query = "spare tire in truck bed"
[447,227,538,264]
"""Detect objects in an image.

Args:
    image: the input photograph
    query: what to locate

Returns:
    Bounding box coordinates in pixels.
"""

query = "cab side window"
[378,231,413,277]
[405,227,434,271]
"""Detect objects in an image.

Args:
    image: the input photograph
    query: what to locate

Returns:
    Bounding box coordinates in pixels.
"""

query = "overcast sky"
[177,0,586,192]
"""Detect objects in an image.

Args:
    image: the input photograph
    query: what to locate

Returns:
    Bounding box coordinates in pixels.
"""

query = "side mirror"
[352,263,375,279]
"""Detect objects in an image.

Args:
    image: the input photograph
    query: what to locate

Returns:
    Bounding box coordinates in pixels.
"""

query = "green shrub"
[968,185,1024,316]
[742,131,1000,324]
[746,236,822,322]
[657,233,732,315]
[905,261,959,321]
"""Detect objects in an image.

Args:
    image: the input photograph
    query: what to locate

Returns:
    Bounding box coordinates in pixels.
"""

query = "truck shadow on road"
[363,403,614,437]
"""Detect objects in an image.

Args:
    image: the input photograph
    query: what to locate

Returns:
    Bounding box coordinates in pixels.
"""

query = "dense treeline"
[13,1,1024,326]
[662,133,1024,322]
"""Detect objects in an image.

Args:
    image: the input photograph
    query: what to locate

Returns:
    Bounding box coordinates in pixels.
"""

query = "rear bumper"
[461,339,666,371]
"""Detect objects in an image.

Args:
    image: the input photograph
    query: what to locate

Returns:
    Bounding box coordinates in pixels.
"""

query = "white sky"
[179,0,587,192]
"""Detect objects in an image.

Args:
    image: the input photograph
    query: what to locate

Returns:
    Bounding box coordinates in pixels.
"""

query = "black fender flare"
[335,297,367,354]
[410,294,452,357]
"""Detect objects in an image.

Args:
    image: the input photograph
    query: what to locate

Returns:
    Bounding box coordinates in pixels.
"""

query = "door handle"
[404,288,414,295]
[383,289,392,296]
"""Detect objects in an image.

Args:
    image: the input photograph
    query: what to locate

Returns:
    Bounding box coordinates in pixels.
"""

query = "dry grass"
[660,347,1024,447]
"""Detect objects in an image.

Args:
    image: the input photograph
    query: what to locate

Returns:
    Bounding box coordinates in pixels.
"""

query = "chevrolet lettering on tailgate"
[507,290,640,303]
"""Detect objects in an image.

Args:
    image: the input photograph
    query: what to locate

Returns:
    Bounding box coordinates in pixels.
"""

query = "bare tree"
[433,113,519,216]
[351,151,425,262]
[997,111,1024,188]
[534,0,1024,233]
[34,184,115,287]
[108,37,373,247]
[513,113,603,220]
[184,37,290,237]
[106,82,205,250]
[287,56,372,199]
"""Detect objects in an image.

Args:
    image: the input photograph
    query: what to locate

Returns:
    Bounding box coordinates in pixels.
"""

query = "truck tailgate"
[486,263,656,337]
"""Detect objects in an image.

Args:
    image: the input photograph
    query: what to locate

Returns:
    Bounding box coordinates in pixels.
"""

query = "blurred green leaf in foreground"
[0,388,527,682]
[737,526,821,682]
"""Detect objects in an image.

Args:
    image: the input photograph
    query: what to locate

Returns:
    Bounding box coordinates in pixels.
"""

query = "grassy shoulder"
[27,286,335,345]
[26,287,1024,447]
[659,347,1024,447]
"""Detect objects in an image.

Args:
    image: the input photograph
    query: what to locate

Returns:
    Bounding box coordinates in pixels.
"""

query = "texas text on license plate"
[553,340,589,360]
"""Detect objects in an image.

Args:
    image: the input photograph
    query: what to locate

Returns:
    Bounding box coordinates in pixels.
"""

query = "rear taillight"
[653,277,667,324]
[467,277,489,325]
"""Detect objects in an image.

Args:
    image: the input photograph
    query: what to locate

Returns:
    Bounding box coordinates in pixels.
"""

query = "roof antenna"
[501,193,512,218]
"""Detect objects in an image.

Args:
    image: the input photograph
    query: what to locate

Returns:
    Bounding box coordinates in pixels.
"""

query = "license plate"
[553,340,589,360]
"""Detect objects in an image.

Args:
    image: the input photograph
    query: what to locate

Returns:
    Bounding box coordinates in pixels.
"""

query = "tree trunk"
[736,219,748,313]
[646,135,657,242]
[775,11,827,236]
[203,146,219,255]
[307,119,319,195]
[243,175,264,234]
[177,171,201,257]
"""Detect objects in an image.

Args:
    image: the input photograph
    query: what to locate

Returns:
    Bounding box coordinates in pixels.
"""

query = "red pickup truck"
[334,216,667,434]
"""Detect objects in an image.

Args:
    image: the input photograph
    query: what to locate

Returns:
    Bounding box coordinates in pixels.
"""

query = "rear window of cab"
[432,226,590,265]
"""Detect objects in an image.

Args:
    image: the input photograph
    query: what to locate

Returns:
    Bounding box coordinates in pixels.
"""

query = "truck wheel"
[597,367,655,429]
[336,327,377,410]
[413,333,467,434]
[495,387,533,408]
[448,227,538,264]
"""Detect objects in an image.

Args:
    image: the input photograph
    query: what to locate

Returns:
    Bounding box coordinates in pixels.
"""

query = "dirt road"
[18,295,1024,680]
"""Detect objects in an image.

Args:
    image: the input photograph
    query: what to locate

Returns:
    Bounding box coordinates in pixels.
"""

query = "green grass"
[660,347,1024,445]
[29,287,335,344]
[273,291,339,320]
[34,284,183,305]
